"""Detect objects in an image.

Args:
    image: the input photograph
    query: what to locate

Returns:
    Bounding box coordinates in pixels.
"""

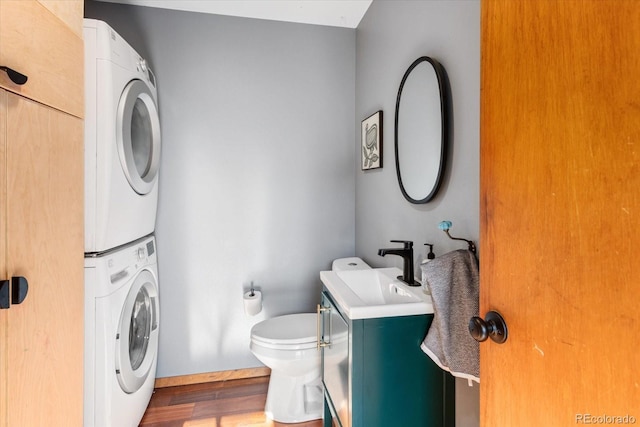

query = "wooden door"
[0,90,84,426]
[0,2,83,425]
[480,1,640,425]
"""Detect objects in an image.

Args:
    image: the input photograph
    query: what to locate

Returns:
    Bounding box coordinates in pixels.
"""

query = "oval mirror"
[394,56,448,204]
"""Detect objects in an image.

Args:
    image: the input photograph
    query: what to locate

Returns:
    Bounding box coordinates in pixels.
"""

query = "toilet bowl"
[249,257,370,423]
[250,313,322,423]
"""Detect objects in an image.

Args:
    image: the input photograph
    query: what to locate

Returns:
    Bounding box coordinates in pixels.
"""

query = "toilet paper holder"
[243,285,263,316]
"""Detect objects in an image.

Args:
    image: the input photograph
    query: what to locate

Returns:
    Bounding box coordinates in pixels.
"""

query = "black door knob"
[469,310,508,344]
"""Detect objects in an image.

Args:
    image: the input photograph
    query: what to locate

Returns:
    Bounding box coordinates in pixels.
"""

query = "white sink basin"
[320,267,433,319]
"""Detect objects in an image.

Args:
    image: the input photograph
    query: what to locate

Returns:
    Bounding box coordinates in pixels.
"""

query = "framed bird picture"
[361,110,382,170]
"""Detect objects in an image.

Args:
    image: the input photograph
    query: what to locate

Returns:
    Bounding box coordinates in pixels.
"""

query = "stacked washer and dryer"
[83,19,162,427]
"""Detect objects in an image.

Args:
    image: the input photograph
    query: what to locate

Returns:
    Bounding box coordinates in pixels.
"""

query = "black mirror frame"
[394,56,448,204]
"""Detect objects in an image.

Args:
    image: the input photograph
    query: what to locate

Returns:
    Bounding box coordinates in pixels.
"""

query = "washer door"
[115,269,159,394]
[116,79,161,195]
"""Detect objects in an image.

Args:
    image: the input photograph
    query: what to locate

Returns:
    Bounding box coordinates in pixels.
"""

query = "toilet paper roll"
[243,290,262,316]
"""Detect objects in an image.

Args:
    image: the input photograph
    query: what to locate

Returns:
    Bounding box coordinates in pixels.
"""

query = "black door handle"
[469,310,508,344]
[0,277,29,309]
[11,276,28,305]
[0,280,9,309]
[0,66,28,85]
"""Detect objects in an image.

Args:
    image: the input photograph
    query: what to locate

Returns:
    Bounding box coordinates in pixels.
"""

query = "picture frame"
[361,110,383,170]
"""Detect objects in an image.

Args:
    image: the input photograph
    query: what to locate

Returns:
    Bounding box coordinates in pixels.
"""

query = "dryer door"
[116,79,161,195]
[116,269,159,394]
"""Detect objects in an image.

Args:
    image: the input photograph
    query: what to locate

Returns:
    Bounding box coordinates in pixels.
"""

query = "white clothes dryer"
[84,19,161,254]
[84,234,160,427]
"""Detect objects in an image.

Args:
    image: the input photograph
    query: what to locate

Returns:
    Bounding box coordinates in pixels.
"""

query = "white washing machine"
[84,234,160,427]
[84,19,161,254]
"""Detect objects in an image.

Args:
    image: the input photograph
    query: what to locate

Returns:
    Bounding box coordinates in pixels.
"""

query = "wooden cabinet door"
[480,1,640,425]
[0,0,83,118]
[0,90,7,427]
[0,89,83,426]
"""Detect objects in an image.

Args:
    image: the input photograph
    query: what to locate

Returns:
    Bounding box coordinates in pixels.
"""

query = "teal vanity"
[319,267,455,427]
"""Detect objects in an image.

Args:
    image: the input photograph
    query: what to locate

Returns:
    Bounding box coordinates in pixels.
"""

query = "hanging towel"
[420,249,479,384]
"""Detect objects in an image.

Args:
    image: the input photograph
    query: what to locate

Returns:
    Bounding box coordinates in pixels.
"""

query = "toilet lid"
[251,313,318,346]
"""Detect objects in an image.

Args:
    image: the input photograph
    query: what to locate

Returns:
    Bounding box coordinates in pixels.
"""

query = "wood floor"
[139,376,323,427]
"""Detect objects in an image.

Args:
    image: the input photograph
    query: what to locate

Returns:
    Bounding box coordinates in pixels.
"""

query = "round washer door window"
[116,79,161,195]
[116,269,159,394]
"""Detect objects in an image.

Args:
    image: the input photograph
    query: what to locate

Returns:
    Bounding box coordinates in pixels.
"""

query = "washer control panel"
[95,236,157,286]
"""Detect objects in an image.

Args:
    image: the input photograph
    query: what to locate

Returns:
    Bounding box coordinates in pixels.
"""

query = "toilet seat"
[251,313,317,350]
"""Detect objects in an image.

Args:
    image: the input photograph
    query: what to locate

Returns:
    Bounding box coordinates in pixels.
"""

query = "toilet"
[249,257,370,423]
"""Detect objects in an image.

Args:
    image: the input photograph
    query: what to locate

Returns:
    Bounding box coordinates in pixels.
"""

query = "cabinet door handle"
[317,304,331,348]
[0,66,28,85]
[0,277,29,309]
[11,276,28,305]
[0,280,9,309]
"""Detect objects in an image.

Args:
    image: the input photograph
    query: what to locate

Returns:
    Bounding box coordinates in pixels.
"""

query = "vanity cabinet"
[0,1,84,426]
[320,290,455,427]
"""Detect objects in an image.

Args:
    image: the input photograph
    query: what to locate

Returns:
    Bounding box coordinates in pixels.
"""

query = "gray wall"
[355,1,480,426]
[86,0,480,423]
[85,1,356,377]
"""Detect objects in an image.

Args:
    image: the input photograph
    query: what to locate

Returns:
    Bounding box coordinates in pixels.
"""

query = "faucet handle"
[390,240,413,249]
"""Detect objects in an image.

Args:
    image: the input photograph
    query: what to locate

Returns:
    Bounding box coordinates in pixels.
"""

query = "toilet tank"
[331,257,372,271]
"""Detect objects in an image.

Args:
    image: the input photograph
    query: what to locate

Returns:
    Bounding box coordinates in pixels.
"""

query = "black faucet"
[377,240,418,286]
